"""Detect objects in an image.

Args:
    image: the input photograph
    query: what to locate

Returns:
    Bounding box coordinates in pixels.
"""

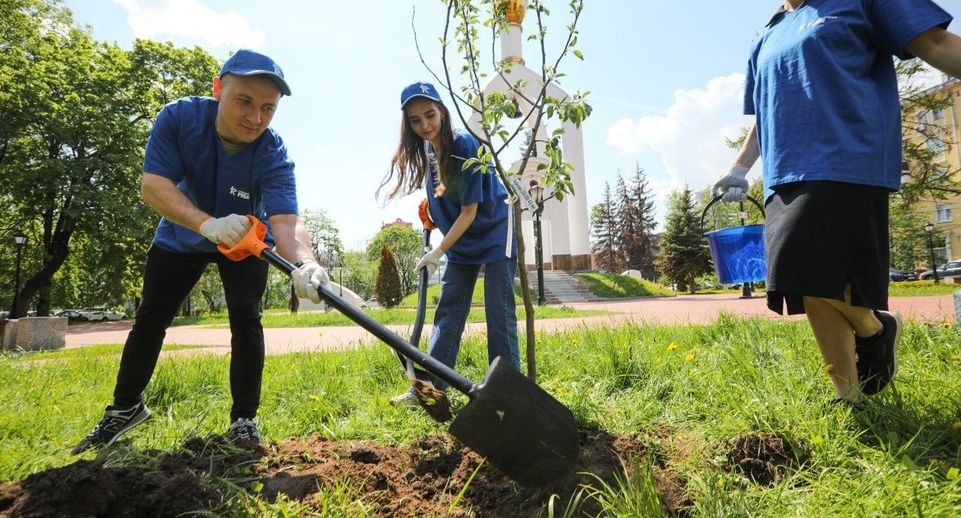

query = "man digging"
[73,49,327,453]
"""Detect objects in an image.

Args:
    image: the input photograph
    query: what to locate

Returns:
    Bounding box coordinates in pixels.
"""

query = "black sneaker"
[226,418,261,444]
[71,402,151,454]
[855,310,901,395]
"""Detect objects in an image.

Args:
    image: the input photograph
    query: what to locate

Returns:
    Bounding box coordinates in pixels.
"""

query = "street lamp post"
[12,230,27,318]
[529,180,546,306]
[925,222,940,283]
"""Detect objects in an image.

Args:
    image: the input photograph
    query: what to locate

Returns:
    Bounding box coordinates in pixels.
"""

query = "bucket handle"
[699,194,765,233]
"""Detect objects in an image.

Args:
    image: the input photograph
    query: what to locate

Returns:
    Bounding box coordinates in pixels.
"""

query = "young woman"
[714,0,961,405]
[380,81,519,403]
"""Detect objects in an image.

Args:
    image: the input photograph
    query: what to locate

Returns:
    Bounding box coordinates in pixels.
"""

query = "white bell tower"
[467,0,591,271]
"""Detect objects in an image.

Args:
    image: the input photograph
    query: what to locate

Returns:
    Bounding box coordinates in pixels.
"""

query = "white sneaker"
[390,388,419,407]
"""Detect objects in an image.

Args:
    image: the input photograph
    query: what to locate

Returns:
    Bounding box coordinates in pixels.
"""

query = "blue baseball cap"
[401,81,442,109]
[220,49,291,96]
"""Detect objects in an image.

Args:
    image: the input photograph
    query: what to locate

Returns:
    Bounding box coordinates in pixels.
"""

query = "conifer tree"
[591,183,621,272]
[621,164,657,278]
[374,247,404,308]
[614,173,632,270]
[658,186,713,293]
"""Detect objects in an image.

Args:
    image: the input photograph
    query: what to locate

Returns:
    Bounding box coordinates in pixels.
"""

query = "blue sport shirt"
[745,0,952,201]
[143,97,298,253]
[426,129,516,265]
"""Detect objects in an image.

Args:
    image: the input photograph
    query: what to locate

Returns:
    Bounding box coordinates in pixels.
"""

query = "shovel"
[390,226,455,423]
[220,216,578,487]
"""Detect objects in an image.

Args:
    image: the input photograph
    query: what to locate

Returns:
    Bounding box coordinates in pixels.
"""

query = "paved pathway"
[64,294,956,356]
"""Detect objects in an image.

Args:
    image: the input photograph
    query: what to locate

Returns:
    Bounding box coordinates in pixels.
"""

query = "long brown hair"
[379,100,456,200]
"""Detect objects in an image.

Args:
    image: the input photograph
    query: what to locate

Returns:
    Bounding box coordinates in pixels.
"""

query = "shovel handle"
[410,228,432,347]
[220,216,476,396]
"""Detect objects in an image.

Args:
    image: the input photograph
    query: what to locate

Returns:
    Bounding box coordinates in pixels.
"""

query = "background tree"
[889,194,940,271]
[613,174,632,269]
[897,59,961,204]
[366,224,422,295]
[193,265,225,314]
[339,251,377,301]
[619,164,657,277]
[659,186,713,293]
[302,208,344,269]
[590,183,620,272]
[374,247,404,308]
[0,0,218,317]
[415,0,589,381]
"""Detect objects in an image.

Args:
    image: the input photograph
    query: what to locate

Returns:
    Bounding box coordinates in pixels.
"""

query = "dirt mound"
[260,428,690,516]
[0,430,691,517]
[0,458,222,517]
[723,432,808,486]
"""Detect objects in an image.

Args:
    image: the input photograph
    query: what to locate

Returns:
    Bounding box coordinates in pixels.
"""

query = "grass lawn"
[2,316,960,515]
[576,272,676,298]
[889,280,961,297]
[171,304,609,328]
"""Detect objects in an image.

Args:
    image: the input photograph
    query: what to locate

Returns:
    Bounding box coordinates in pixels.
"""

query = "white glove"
[198,214,252,247]
[291,261,330,304]
[415,248,444,278]
[711,165,750,203]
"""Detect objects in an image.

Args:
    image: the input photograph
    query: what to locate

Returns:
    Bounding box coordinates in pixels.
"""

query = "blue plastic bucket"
[704,224,766,285]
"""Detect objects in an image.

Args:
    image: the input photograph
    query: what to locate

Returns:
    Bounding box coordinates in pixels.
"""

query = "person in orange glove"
[73,50,325,453]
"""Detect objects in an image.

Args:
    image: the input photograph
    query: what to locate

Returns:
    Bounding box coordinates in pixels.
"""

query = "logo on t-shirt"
[799,16,837,32]
[229,185,250,200]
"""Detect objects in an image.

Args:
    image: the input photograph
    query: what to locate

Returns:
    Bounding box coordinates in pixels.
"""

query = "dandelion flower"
[948,467,960,480]
[823,364,833,375]
[685,353,695,362]
[309,394,321,402]
[667,342,678,351]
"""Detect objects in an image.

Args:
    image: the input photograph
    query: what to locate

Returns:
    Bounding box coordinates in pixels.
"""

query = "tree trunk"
[36,284,51,316]
[513,202,537,382]
[15,227,72,318]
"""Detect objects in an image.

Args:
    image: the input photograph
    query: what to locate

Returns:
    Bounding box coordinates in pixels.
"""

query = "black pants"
[113,245,268,420]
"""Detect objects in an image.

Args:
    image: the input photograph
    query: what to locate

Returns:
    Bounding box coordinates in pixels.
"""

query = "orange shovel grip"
[218,214,269,261]
[418,198,436,230]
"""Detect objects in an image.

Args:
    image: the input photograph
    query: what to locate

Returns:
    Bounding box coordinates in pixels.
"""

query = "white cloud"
[113,0,265,49]
[606,73,755,201]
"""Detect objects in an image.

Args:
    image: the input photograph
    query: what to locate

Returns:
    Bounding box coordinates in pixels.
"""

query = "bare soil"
[723,432,809,486]
[0,428,692,517]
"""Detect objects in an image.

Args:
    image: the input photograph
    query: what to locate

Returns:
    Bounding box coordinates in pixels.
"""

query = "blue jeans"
[422,257,519,390]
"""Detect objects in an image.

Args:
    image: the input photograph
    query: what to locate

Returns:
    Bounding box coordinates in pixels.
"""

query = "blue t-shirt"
[426,130,516,265]
[744,0,951,201]
[143,97,298,253]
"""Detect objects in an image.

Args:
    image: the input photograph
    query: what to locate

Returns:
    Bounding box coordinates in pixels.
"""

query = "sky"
[63,0,961,250]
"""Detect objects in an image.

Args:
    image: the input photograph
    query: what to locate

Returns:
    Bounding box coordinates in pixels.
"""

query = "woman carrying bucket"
[713,0,961,406]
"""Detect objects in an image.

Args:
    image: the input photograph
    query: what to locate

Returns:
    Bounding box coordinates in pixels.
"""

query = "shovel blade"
[449,358,578,487]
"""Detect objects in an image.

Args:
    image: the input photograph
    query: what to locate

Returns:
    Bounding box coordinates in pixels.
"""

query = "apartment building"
[909,76,961,263]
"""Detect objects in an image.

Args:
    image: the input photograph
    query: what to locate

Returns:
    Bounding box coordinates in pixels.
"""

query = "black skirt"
[765,181,890,315]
